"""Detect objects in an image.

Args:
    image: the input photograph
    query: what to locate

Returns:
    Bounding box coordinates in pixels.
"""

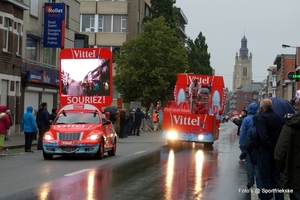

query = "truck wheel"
[94,138,104,159]
[108,137,117,156]
[43,150,53,160]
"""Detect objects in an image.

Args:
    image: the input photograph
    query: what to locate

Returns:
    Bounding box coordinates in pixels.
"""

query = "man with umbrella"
[104,106,118,125]
[274,90,300,200]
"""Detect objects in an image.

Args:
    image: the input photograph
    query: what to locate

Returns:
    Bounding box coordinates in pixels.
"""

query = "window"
[98,15,103,32]
[30,0,39,18]
[81,15,95,32]
[103,15,111,32]
[3,17,10,51]
[16,23,22,55]
[26,37,37,61]
[243,67,247,76]
[121,16,126,33]
[65,5,70,28]
[43,48,56,65]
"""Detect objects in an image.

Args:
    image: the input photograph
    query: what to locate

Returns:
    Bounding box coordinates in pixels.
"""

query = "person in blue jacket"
[21,106,38,152]
[239,102,258,189]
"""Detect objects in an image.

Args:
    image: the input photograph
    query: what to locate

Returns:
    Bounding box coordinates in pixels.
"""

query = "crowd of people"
[229,90,300,200]
[112,107,161,138]
[0,102,57,155]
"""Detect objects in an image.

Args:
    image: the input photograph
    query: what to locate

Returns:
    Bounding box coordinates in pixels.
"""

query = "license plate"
[60,141,73,146]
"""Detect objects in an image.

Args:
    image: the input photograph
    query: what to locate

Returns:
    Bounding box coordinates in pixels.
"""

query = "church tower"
[232,35,253,91]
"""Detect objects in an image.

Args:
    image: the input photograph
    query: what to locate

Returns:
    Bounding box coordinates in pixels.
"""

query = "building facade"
[0,0,29,133]
[273,54,296,100]
[0,0,80,134]
[232,35,252,92]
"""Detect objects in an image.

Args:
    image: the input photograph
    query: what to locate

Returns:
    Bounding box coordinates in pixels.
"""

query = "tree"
[114,17,188,110]
[149,0,177,29]
[186,32,213,74]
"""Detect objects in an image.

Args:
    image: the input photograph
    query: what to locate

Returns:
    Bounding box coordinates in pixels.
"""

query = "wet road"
[0,122,252,200]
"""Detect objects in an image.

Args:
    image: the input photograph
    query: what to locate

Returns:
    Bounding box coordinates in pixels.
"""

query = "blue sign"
[43,3,65,48]
[26,71,60,85]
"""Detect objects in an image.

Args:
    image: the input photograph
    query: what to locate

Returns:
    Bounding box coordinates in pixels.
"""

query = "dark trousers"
[290,190,300,200]
[133,122,141,136]
[37,126,49,150]
[257,149,283,200]
[24,132,35,151]
[119,123,125,138]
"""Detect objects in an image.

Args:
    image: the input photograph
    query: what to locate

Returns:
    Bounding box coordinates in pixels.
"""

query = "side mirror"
[105,112,110,120]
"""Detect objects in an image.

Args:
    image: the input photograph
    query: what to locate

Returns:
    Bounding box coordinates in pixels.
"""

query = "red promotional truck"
[162,74,226,148]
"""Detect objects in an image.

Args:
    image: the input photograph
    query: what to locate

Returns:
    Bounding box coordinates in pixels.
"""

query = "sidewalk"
[3,134,38,149]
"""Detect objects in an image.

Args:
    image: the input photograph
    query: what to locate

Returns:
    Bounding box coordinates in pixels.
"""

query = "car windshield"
[54,112,100,124]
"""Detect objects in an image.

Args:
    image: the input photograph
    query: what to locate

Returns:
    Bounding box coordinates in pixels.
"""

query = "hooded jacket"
[239,113,260,164]
[134,108,144,125]
[0,105,10,134]
[239,103,258,149]
[274,111,300,190]
[21,106,37,133]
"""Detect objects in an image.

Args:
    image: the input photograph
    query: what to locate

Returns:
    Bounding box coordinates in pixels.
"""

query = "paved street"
[1,122,260,200]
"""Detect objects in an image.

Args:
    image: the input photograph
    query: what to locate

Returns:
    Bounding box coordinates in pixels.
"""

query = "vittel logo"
[45,6,63,13]
[188,76,210,85]
[171,114,201,126]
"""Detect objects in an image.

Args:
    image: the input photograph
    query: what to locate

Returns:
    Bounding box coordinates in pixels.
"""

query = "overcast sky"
[175,0,300,91]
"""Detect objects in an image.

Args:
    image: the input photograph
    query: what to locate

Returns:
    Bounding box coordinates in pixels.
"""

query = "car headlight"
[167,130,177,140]
[198,135,204,140]
[44,134,54,141]
[86,134,100,140]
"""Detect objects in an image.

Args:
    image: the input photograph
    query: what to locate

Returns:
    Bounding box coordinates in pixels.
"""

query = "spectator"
[256,98,284,200]
[119,108,126,138]
[128,110,135,136]
[0,105,10,156]
[230,109,248,136]
[36,102,50,150]
[153,111,159,131]
[33,109,38,140]
[133,108,144,136]
[21,106,38,153]
[239,113,261,199]
[239,103,258,189]
[49,108,57,124]
[5,110,12,141]
[274,90,300,200]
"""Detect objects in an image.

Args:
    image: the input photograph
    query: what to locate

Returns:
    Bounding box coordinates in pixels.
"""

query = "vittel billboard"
[59,48,113,108]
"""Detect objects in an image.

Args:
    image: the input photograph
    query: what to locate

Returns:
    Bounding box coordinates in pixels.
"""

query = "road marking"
[64,169,90,176]
[134,151,145,154]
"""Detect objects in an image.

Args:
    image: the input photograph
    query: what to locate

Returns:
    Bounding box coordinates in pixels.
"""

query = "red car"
[42,104,117,160]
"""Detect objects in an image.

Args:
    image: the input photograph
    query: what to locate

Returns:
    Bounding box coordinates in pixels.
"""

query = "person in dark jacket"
[133,108,144,136]
[274,90,300,200]
[231,109,247,136]
[239,113,261,200]
[49,108,57,123]
[256,98,284,200]
[119,108,126,138]
[36,102,50,150]
[21,106,38,152]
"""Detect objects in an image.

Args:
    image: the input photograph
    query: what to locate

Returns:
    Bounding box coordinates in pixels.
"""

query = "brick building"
[0,0,29,133]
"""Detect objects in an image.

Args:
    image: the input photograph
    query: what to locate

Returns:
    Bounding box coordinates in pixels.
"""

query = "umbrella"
[269,97,296,116]
[104,106,118,115]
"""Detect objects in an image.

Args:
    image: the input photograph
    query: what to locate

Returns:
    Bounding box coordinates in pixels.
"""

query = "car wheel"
[43,150,53,160]
[108,137,117,156]
[94,138,104,159]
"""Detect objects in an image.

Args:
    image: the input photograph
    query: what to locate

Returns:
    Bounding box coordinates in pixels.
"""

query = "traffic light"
[293,71,300,82]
